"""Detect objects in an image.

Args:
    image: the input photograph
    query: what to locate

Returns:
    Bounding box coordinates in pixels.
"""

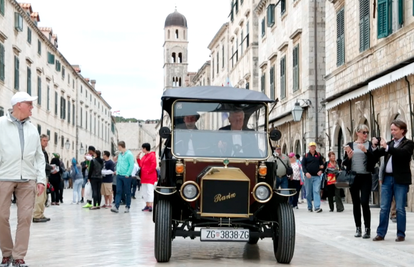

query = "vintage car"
[154,86,296,263]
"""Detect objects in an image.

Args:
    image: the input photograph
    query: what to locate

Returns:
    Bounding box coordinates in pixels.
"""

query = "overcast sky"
[27,0,230,120]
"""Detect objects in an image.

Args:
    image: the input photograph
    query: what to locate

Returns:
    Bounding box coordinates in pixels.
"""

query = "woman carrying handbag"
[343,124,378,239]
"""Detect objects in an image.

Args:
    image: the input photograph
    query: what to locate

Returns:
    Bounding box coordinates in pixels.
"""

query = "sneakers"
[80,198,84,203]
[12,259,27,267]
[149,206,152,212]
[1,256,12,267]
[142,206,150,211]
[32,218,48,223]
[111,207,119,213]
[124,207,130,213]
[315,208,323,213]
[82,203,93,208]
[308,209,313,212]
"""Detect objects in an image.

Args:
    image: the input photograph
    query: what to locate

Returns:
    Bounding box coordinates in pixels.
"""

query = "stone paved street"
[6,189,414,267]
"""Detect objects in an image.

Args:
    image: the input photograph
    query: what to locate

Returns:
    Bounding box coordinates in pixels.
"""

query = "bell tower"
[163,8,188,90]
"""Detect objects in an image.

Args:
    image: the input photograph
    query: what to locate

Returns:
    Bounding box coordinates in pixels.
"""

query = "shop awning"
[368,62,414,91]
[326,86,368,110]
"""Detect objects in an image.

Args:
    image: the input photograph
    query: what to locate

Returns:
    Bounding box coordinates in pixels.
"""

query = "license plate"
[200,228,249,241]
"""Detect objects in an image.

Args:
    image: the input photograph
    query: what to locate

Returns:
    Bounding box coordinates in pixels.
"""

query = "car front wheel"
[154,200,172,262]
[273,202,295,263]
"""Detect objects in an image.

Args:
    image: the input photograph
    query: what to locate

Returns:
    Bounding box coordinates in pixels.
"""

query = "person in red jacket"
[137,143,158,212]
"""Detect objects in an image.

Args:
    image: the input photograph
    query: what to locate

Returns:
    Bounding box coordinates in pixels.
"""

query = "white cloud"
[27,0,230,119]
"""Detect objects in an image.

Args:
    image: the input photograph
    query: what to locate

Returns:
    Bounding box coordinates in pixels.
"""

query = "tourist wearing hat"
[0,92,46,267]
[301,142,324,213]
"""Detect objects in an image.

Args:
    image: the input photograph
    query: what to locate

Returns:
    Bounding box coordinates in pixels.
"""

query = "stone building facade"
[325,0,414,210]
[117,120,158,157]
[0,1,118,167]
[255,0,326,155]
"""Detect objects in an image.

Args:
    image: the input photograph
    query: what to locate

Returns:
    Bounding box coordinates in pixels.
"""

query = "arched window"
[171,52,176,63]
[295,141,301,156]
[179,77,182,87]
[178,53,182,63]
[175,29,179,39]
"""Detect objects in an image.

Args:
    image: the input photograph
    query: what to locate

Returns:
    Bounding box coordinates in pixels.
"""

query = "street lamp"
[64,139,70,151]
[291,99,312,122]
[79,145,85,155]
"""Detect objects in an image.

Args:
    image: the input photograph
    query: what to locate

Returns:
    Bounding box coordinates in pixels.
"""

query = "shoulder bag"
[277,157,293,176]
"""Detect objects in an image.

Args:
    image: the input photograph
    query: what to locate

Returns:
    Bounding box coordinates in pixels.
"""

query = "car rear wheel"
[273,202,295,263]
[154,200,172,262]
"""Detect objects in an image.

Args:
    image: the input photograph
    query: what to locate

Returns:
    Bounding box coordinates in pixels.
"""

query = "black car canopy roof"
[161,86,274,115]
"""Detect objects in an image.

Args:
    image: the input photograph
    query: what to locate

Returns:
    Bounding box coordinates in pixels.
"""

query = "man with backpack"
[302,142,325,213]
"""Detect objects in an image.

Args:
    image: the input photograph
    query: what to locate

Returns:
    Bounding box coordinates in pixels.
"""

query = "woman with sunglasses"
[343,124,378,239]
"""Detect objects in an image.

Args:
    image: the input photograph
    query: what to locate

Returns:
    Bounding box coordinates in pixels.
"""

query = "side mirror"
[269,129,281,141]
[159,127,171,139]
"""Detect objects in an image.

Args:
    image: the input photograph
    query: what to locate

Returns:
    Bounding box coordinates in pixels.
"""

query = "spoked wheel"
[273,202,295,263]
[154,200,172,262]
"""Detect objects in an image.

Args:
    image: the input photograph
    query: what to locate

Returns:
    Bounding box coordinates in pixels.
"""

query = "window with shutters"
[47,86,50,111]
[60,96,66,119]
[246,82,249,90]
[68,99,70,123]
[0,0,4,16]
[336,8,345,66]
[0,43,4,81]
[62,66,65,79]
[54,132,58,145]
[86,111,88,130]
[261,18,266,37]
[47,130,50,138]
[245,21,250,47]
[37,124,41,134]
[230,1,234,22]
[27,27,31,44]
[359,0,370,52]
[240,30,243,56]
[72,104,75,126]
[14,56,19,90]
[55,60,61,71]
[377,0,392,38]
[14,12,23,32]
[27,67,31,95]
[37,76,41,105]
[54,92,58,115]
[235,39,238,62]
[222,45,225,68]
[80,107,83,128]
[235,0,238,14]
[0,106,4,117]
[281,0,286,16]
[217,52,219,74]
[397,0,403,28]
[270,65,275,100]
[47,52,55,64]
[267,4,275,27]
[37,39,41,55]
[293,45,299,91]
[280,56,286,99]
[261,72,266,93]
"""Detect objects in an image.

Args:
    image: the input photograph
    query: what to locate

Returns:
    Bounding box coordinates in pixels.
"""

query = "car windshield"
[172,101,268,159]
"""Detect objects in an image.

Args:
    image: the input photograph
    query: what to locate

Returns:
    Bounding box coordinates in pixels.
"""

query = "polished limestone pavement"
[6,190,414,267]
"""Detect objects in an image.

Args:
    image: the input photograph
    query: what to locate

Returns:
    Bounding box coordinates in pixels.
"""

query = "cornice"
[254,0,268,15]
[278,42,288,52]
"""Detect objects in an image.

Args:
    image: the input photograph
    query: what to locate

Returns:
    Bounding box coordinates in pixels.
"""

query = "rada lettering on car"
[214,193,236,203]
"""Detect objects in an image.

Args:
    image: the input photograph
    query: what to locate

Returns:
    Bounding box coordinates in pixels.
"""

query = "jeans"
[350,173,371,228]
[72,179,83,203]
[275,175,288,189]
[288,180,302,207]
[90,179,102,207]
[131,178,137,197]
[377,175,409,238]
[115,175,132,209]
[305,175,321,210]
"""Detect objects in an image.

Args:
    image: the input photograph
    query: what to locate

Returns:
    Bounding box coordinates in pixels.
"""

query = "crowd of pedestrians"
[273,120,413,243]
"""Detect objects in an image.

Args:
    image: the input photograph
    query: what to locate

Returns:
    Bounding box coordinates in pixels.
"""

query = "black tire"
[247,236,259,244]
[154,200,172,262]
[273,202,295,263]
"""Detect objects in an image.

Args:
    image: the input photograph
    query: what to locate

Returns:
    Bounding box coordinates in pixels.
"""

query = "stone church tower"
[163,9,188,90]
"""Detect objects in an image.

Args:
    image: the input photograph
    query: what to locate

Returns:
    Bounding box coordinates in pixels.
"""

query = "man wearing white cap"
[301,142,324,213]
[0,92,46,267]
